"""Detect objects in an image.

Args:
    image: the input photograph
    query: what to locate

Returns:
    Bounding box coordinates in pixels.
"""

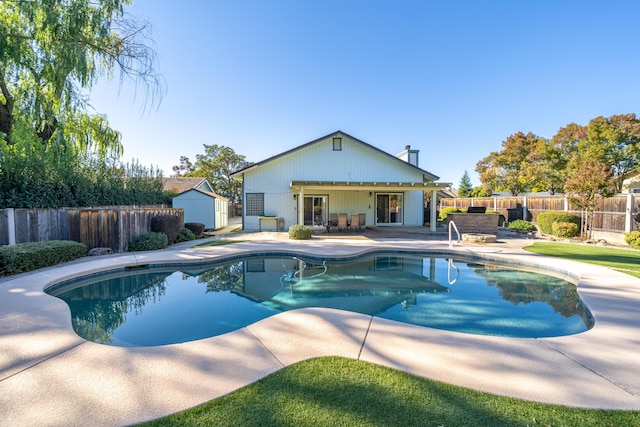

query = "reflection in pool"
[47,253,594,346]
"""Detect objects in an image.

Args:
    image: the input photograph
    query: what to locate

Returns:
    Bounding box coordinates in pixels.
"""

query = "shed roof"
[174,188,228,201]
[162,177,208,194]
[163,177,227,199]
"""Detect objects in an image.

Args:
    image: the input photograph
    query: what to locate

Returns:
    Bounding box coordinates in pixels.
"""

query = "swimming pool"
[47,252,594,346]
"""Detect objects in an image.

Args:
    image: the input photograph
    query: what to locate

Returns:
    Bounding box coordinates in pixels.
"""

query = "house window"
[246,259,265,272]
[374,256,403,270]
[333,137,342,151]
[246,193,264,216]
[633,187,640,194]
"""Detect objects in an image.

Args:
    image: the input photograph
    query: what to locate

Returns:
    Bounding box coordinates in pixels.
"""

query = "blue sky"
[89,0,640,187]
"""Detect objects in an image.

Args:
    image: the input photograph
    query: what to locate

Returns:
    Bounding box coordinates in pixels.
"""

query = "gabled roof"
[230,130,440,181]
[162,177,210,194]
[176,187,228,200]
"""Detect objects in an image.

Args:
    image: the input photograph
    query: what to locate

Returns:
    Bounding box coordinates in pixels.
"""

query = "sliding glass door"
[303,196,328,226]
[375,193,403,225]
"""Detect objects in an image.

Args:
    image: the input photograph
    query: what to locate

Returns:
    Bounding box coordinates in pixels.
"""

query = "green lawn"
[524,242,640,278]
[141,243,640,426]
[141,357,638,427]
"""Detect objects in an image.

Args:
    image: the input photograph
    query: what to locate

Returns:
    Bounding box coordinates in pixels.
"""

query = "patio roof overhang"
[290,180,452,192]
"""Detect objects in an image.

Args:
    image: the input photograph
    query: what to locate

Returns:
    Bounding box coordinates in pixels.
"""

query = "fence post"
[493,196,497,211]
[564,195,569,212]
[7,208,15,245]
[522,196,528,220]
[626,193,633,233]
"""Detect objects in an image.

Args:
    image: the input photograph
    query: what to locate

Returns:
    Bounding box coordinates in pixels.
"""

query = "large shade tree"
[586,114,640,193]
[476,131,547,195]
[181,145,250,204]
[520,136,567,195]
[0,0,162,156]
[552,115,640,194]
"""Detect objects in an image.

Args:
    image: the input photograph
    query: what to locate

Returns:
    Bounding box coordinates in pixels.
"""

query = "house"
[622,171,640,194]
[162,177,228,230]
[230,130,451,232]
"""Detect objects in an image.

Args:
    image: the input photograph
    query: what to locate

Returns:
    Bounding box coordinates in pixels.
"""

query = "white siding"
[242,135,429,230]
[173,191,215,229]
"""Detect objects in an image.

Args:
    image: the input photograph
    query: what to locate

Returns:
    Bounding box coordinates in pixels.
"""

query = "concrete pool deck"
[2,227,640,426]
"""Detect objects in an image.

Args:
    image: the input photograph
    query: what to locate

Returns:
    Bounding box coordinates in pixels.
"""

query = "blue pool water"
[47,252,594,347]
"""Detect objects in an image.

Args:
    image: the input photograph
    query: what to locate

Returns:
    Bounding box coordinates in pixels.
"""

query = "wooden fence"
[0,205,183,253]
[440,194,639,234]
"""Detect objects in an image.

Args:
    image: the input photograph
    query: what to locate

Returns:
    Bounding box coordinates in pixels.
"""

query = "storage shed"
[163,178,228,230]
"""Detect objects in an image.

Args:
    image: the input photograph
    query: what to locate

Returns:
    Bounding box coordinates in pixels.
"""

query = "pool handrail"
[448,220,460,248]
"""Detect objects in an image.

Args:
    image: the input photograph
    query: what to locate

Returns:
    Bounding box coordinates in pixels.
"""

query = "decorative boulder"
[461,233,497,244]
[88,247,113,256]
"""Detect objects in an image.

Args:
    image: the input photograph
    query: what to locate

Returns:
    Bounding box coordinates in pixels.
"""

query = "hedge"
[128,232,169,251]
[0,240,87,276]
[552,221,579,238]
[185,222,206,238]
[507,219,537,232]
[537,211,581,235]
[175,228,196,243]
[625,231,640,249]
[151,215,182,244]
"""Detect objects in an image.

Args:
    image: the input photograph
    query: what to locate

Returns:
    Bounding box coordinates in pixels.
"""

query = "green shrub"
[507,219,537,232]
[625,231,640,249]
[150,215,182,243]
[185,222,205,238]
[439,207,462,220]
[175,227,196,243]
[552,221,579,238]
[288,224,313,240]
[536,211,581,235]
[128,232,168,251]
[0,240,87,276]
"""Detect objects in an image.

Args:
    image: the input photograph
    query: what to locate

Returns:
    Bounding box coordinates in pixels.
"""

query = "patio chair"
[349,213,361,231]
[358,213,366,230]
[337,213,348,231]
[327,213,338,232]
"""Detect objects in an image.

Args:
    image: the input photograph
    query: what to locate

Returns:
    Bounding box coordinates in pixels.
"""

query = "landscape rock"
[461,233,497,243]
[88,247,113,256]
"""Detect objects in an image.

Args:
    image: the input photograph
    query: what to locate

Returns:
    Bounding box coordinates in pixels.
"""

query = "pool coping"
[1,235,640,426]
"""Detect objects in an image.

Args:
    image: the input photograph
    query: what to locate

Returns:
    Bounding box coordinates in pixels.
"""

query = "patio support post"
[298,188,304,225]
[430,189,438,232]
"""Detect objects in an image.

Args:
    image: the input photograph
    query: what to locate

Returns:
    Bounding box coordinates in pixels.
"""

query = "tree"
[586,114,640,193]
[189,145,250,203]
[564,152,613,240]
[476,132,545,195]
[172,156,194,176]
[0,0,162,156]
[470,186,491,197]
[457,170,473,197]
[520,137,567,194]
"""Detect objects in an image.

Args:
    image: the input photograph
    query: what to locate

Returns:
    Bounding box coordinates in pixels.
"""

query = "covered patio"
[290,180,452,232]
